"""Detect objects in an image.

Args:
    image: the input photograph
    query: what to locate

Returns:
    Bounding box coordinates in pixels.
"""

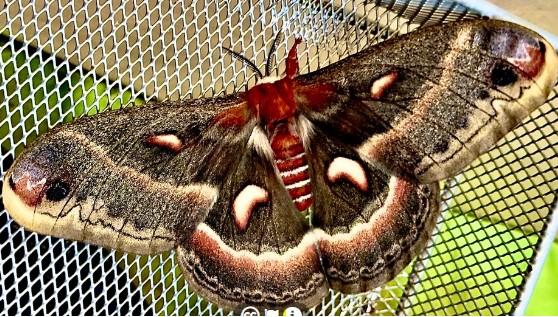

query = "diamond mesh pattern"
[1,0,557,315]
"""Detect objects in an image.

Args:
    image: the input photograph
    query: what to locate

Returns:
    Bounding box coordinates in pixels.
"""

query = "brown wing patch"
[297,20,558,183]
[3,130,218,255]
[316,177,439,293]
[2,95,249,255]
[358,23,558,182]
[177,226,326,310]
[305,124,440,293]
[176,147,328,310]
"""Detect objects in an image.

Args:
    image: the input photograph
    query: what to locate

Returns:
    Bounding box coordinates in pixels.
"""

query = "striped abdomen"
[269,121,313,211]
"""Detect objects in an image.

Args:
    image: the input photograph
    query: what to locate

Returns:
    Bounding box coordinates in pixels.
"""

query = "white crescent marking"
[370,71,398,99]
[148,134,183,152]
[327,157,368,191]
[233,185,269,232]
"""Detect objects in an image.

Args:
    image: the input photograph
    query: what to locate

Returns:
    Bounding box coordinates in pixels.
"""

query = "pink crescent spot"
[327,157,368,192]
[233,185,269,232]
[370,71,398,100]
[146,134,184,153]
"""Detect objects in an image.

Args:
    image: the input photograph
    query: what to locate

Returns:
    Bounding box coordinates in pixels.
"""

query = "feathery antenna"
[265,32,283,76]
[222,47,263,79]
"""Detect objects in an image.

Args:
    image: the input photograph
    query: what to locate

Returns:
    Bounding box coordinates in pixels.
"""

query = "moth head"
[246,78,298,126]
[3,130,84,214]
[224,35,303,126]
[247,39,304,126]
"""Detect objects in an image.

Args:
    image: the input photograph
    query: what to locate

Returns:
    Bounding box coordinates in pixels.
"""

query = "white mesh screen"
[1,0,557,315]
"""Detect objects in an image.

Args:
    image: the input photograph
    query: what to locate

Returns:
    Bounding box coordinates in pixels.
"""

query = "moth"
[2,19,557,310]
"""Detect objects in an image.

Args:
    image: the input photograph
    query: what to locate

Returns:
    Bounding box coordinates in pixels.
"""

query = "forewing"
[2,95,253,254]
[306,126,440,293]
[176,144,327,310]
[295,19,558,182]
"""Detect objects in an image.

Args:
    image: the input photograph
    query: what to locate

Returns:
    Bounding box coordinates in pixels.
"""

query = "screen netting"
[1,0,557,315]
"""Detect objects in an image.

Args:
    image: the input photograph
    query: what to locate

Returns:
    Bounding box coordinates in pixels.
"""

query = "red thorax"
[245,39,313,211]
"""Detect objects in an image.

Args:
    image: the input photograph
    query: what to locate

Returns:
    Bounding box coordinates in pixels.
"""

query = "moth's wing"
[176,144,327,310]
[2,95,253,255]
[295,19,558,182]
[305,126,440,293]
[2,95,328,309]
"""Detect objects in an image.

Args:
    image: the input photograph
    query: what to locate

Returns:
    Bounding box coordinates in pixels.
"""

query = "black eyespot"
[538,40,546,55]
[232,288,242,298]
[133,218,147,230]
[433,140,449,154]
[457,116,469,129]
[478,89,490,100]
[491,62,518,87]
[8,175,16,190]
[45,180,70,201]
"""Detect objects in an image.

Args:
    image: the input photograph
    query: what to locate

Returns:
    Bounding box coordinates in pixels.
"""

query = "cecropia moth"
[2,20,558,310]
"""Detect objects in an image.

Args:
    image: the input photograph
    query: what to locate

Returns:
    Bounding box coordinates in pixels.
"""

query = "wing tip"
[537,37,558,97]
[2,173,54,236]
